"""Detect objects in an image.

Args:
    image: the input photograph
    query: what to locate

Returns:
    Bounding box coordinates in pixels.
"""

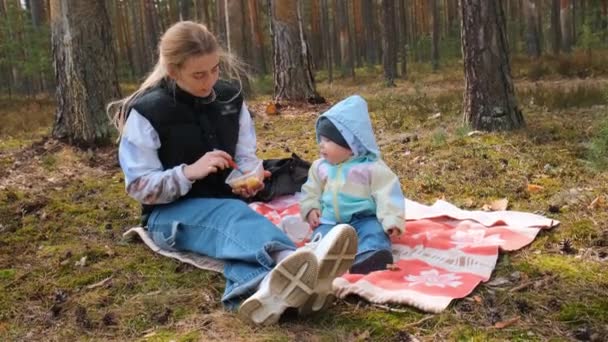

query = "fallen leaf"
[467,130,484,137]
[527,184,544,193]
[473,295,482,303]
[490,198,509,211]
[265,103,279,115]
[75,256,87,267]
[494,316,520,329]
[428,112,441,120]
[588,195,606,210]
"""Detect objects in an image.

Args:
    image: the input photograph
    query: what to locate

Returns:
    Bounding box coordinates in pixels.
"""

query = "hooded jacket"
[300,95,406,233]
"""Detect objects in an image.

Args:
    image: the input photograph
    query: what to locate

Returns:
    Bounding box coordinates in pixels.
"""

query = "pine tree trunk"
[270,0,321,102]
[431,0,439,71]
[551,0,561,54]
[381,0,396,86]
[331,0,341,66]
[30,0,45,27]
[216,0,227,50]
[336,0,354,78]
[399,0,408,78]
[50,0,121,147]
[353,0,364,67]
[361,0,376,65]
[248,0,267,74]
[560,0,572,52]
[321,0,333,82]
[461,0,524,131]
[524,0,541,58]
[179,0,192,20]
[142,0,159,70]
[127,1,145,78]
[310,0,322,65]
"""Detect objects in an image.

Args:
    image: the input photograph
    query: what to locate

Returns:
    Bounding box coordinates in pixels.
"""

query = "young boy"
[301,95,406,276]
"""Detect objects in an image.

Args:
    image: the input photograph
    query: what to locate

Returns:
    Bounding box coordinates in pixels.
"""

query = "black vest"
[130,79,244,218]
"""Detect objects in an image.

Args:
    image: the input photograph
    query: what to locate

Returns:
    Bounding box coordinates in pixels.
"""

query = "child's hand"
[387,227,401,238]
[306,209,321,228]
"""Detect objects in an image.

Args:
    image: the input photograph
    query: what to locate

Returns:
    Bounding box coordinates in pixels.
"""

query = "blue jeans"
[314,215,391,266]
[147,198,296,309]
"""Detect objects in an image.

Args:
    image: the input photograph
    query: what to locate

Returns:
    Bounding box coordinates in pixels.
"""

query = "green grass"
[1,58,608,340]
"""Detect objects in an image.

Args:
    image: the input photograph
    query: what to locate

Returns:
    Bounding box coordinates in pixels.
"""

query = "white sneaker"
[299,224,358,315]
[238,249,318,325]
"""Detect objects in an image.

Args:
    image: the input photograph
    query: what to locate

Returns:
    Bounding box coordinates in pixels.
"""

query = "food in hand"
[231,177,262,191]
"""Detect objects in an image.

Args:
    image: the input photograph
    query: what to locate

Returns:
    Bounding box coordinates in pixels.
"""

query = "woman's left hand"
[232,170,271,198]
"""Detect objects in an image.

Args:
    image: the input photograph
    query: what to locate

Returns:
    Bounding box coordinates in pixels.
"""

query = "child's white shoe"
[299,224,358,315]
[238,249,318,325]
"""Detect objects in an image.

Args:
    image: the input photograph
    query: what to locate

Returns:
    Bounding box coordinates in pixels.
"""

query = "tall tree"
[30,0,45,27]
[247,0,267,74]
[320,0,333,82]
[560,0,572,52]
[399,0,408,78]
[50,0,121,146]
[179,0,192,20]
[551,0,562,54]
[431,0,439,71]
[353,0,364,67]
[381,0,397,86]
[336,0,354,78]
[269,0,321,102]
[310,0,322,65]
[524,0,542,58]
[461,0,524,131]
[361,0,377,66]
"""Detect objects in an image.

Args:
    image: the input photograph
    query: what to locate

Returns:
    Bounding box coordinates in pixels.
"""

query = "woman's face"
[171,51,220,98]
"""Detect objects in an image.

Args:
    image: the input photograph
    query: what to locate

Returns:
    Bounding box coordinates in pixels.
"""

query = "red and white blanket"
[250,195,558,313]
[124,195,558,313]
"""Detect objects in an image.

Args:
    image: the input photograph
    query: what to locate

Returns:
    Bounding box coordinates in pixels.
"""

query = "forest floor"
[1,56,607,341]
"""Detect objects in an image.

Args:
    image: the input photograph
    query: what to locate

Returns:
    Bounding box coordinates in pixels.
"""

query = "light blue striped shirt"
[118,102,259,204]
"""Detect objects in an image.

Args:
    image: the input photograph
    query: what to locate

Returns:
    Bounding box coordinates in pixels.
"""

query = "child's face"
[319,136,353,165]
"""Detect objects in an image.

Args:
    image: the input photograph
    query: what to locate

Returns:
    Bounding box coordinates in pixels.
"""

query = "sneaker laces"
[304,232,323,250]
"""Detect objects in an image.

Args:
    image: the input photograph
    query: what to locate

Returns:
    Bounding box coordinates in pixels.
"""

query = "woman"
[107,21,357,325]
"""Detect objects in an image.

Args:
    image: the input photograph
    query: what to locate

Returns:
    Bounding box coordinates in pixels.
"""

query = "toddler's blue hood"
[316,95,380,158]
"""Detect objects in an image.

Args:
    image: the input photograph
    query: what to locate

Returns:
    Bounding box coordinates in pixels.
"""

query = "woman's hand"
[232,170,271,198]
[183,150,232,181]
[306,209,321,228]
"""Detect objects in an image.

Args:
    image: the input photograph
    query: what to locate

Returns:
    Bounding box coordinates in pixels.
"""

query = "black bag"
[253,153,311,202]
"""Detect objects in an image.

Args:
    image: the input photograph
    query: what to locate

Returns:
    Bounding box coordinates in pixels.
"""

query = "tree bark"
[381,0,396,86]
[524,0,541,58]
[361,0,376,65]
[50,0,121,147]
[179,0,192,20]
[321,0,333,82]
[270,0,321,102]
[311,0,322,65]
[551,0,561,54]
[353,0,364,67]
[560,0,572,52]
[399,0,408,78]
[461,0,524,131]
[331,0,341,66]
[30,0,46,27]
[431,0,439,71]
[336,0,353,78]
[248,0,267,74]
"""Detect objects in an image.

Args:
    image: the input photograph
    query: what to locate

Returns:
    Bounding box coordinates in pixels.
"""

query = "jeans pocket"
[150,221,180,252]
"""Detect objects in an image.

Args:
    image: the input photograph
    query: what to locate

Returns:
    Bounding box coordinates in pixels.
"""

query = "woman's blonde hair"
[107,21,248,135]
